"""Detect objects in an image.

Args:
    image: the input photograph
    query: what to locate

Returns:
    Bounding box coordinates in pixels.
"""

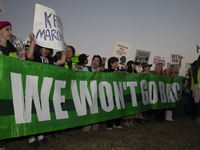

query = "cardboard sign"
[153,56,165,66]
[134,49,151,64]
[14,38,31,59]
[0,0,6,17]
[33,3,65,51]
[112,41,132,66]
[169,53,181,68]
[14,38,31,47]
[167,63,170,69]
[185,63,191,75]
[102,57,107,66]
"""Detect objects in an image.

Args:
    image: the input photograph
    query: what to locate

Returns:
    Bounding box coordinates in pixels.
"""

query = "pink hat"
[0,21,12,29]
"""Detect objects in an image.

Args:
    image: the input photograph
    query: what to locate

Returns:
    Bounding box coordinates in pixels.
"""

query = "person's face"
[99,65,105,71]
[111,61,118,70]
[165,69,169,76]
[41,47,50,57]
[0,25,12,41]
[131,63,135,70]
[92,57,100,68]
[84,58,88,65]
[145,66,150,72]
[159,64,163,71]
[66,47,73,60]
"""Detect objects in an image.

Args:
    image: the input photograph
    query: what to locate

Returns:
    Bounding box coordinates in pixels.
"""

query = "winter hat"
[0,21,12,29]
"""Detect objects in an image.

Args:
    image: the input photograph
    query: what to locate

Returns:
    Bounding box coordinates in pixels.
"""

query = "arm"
[26,33,35,60]
[64,42,67,51]
[188,66,193,77]
[56,51,66,66]
[177,56,183,71]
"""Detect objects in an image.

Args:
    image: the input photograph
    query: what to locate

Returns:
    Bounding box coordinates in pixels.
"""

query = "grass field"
[4,116,200,150]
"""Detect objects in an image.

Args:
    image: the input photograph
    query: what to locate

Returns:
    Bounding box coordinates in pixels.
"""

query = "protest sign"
[185,63,191,75]
[0,0,6,17]
[14,38,31,58]
[33,3,65,52]
[14,38,31,47]
[134,49,151,64]
[102,57,107,66]
[0,55,185,140]
[153,56,165,66]
[112,41,132,66]
[169,53,181,68]
[167,63,170,69]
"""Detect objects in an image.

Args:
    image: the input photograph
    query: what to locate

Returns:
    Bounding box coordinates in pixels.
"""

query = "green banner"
[0,55,185,140]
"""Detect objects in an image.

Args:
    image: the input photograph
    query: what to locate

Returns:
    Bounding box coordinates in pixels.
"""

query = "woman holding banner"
[0,21,24,150]
[141,63,154,123]
[123,61,139,127]
[164,69,174,121]
[105,57,124,130]
[82,55,102,132]
[26,33,66,148]
[64,45,76,71]
[154,63,165,122]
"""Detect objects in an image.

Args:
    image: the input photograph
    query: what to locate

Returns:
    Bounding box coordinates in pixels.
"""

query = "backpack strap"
[86,66,93,71]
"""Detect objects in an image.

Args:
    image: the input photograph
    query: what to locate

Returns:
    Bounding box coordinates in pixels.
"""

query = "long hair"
[35,45,53,57]
[54,51,62,60]
[154,63,164,75]
[127,61,137,73]
[108,57,118,69]
[164,69,169,77]
[169,65,176,74]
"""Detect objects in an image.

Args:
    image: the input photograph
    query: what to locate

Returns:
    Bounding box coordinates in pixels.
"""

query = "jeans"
[185,93,193,116]
[107,118,121,128]
[173,104,184,120]
[0,140,5,148]
[197,103,200,118]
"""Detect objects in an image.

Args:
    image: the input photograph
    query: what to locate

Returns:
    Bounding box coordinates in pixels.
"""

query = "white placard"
[33,3,65,52]
[185,63,191,75]
[14,38,31,59]
[169,53,181,68]
[101,57,107,66]
[14,38,31,47]
[153,56,165,66]
[112,40,132,66]
[134,49,151,64]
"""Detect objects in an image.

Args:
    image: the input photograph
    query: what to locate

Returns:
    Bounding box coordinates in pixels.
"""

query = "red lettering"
[120,48,124,51]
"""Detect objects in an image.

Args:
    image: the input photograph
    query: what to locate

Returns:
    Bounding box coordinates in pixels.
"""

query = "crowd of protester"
[0,21,200,150]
